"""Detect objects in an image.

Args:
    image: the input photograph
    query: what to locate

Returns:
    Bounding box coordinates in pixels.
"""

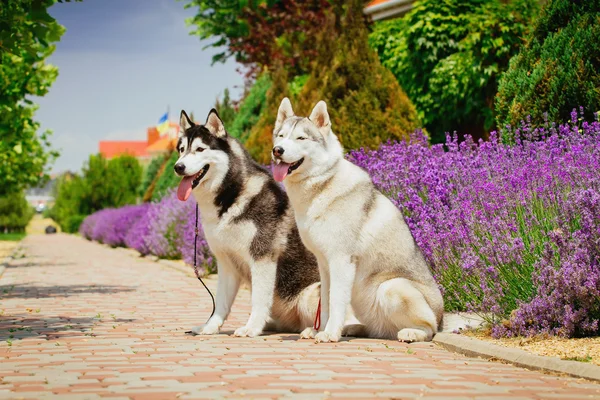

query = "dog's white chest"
[201,215,257,275]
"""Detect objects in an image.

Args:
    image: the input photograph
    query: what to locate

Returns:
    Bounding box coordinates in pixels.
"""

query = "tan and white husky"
[270,98,444,343]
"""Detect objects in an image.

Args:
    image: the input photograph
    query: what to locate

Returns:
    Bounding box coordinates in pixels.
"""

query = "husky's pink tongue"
[177,176,194,201]
[272,162,290,182]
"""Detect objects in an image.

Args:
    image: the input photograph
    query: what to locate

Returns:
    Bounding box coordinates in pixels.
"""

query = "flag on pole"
[156,111,170,135]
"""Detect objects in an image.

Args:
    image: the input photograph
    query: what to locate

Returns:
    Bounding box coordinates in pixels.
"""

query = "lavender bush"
[348,109,600,337]
[80,190,215,275]
[124,213,152,255]
[79,212,99,240]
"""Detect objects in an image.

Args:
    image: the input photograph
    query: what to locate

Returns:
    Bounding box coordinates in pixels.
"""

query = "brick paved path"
[1,234,600,400]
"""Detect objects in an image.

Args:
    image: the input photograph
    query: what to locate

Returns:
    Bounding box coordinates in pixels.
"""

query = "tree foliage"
[369,0,537,143]
[244,0,419,163]
[495,0,600,129]
[228,73,271,142]
[245,66,290,162]
[183,0,331,77]
[214,88,236,128]
[0,0,79,195]
[302,0,419,151]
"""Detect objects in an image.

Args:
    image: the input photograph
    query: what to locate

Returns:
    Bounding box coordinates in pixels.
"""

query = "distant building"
[364,0,415,21]
[26,176,58,209]
[99,121,179,165]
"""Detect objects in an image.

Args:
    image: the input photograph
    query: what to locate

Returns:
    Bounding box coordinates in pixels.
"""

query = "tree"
[243,0,420,163]
[495,0,600,129]
[0,0,79,196]
[183,0,331,77]
[245,66,290,162]
[227,73,272,142]
[296,0,419,152]
[214,88,236,128]
[370,0,538,142]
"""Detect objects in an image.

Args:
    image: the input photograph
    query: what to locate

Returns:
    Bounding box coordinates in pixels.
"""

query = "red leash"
[313,297,321,330]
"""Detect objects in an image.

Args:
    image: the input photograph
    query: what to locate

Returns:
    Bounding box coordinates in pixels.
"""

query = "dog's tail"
[296,282,321,330]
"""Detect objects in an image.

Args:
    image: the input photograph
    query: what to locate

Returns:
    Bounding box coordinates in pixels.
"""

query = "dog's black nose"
[272,146,285,157]
[174,163,186,174]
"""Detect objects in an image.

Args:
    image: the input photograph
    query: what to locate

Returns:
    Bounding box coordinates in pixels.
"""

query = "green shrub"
[50,153,142,231]
[0,192,34,232]
[106,154,143,207]
[496,0,600,129]
[370,0,537,142]
[228,73,271,142]
[63,214,86,234]
[151,151,180,201]
[138,155,164,197]
[51,173,85,231]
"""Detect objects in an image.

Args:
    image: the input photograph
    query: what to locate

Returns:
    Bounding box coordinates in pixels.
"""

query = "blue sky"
[37,0,243,174]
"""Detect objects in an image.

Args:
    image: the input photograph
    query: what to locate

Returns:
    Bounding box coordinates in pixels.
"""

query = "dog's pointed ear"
[205,109,226,138]
[275,97,295,132]
[179,110,194,137]
[309,100,331,136]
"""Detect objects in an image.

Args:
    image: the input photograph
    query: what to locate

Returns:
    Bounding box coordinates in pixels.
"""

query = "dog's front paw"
[397,328,429,343]
[233,325,262,337]
[300,327,317,339]
[314,331,340,343]
[191,323,220,335]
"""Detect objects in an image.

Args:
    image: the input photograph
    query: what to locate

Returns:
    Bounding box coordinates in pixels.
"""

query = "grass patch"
[562,355,593,363]
[0,232,26,241]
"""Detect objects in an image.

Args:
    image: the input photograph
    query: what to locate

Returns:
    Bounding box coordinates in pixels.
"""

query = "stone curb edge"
[111,245,219,281]
[433,332,600,382]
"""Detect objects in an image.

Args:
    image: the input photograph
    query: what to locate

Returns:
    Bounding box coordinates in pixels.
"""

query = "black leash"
[185,203,215,334]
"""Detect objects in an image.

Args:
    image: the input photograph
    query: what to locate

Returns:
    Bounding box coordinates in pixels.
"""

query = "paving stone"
[1,234,599,399]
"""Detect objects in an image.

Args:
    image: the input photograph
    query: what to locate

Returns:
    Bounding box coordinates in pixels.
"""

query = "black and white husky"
[271,98,444,343]
[175,109,320,337]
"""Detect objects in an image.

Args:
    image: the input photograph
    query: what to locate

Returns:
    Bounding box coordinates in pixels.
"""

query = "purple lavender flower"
[348,110,600,337]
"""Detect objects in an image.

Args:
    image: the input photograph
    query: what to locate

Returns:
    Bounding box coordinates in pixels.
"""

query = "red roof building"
[99,141,149,159]
[99,122,179,165]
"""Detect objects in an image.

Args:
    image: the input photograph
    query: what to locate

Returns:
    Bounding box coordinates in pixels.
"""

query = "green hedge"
[0,192,34,233]
[370,0,537,142]
[495,0,600,129]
